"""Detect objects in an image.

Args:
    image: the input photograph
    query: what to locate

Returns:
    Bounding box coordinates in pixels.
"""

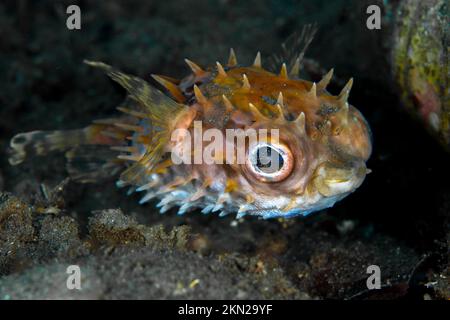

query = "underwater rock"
[88,209,147,247]
[38,215,85,257]
[88,208,191,250]
[0,193,34,275]
[0,192,88,275]
[391,0,449,149]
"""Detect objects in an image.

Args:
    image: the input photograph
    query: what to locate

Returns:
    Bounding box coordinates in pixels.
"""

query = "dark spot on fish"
[285,113,295,121]
[317,104,338,116]
[262,95,277,105]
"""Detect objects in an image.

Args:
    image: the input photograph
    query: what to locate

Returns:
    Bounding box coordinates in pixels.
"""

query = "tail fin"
[9,122,129,182]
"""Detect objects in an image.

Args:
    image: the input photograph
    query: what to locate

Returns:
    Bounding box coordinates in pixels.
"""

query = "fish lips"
[313,161,368,197]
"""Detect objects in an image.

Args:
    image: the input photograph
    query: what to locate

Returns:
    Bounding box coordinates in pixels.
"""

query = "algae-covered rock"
[0,192,88,275]
[392,0,449,149]
[0,193,34,274]
[38,215,85,257]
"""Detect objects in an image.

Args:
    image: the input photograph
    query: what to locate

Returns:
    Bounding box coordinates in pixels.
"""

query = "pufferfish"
[8,46,372,219]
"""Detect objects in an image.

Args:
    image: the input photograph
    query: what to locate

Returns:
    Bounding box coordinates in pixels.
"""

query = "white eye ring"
[246,142,294,182]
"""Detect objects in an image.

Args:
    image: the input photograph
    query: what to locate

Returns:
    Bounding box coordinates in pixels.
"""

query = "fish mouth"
[240,162,368,218]
[313,161,368,197]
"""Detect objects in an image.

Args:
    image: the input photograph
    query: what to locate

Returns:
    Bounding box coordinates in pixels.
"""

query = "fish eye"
[246,142,294,182]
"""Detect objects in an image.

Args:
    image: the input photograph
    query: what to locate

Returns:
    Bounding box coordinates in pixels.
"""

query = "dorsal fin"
[268,24,317,77]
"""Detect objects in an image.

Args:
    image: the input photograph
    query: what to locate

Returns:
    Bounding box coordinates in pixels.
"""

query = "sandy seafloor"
[0,0,448,299]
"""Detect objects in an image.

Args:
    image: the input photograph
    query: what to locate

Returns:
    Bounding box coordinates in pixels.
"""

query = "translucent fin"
[84,60,190,185]
[9,123,122,165]
[268,24,317,78]
[9,129,80,165]
[9,121,129,182]
[84,60,185,129]
[66,145,124,183]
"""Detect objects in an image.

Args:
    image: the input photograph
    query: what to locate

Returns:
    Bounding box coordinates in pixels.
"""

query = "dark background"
[0,0,448,299]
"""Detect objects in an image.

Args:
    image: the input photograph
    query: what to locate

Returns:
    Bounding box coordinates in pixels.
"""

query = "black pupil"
[256,147,284,173]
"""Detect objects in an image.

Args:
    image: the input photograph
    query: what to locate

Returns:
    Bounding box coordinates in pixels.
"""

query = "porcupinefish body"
[9,48,372,219]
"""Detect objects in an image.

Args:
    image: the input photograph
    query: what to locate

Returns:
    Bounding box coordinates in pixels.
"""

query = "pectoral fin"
[84,60,191,185]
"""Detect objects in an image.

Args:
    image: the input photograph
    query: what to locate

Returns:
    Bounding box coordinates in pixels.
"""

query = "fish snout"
[313,161,368,197]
